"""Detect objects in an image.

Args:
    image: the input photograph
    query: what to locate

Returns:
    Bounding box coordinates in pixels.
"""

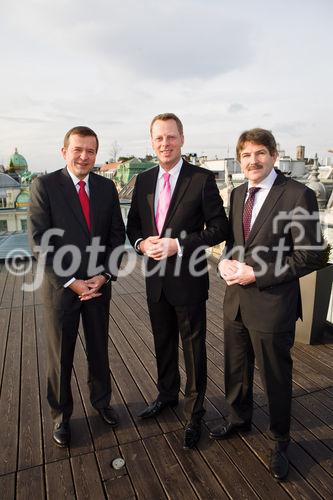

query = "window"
[21,219,27,231]
[0,220,8,232]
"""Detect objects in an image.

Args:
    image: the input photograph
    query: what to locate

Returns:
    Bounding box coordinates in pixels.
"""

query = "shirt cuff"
[64,277,76,288]
[176,238,183,257]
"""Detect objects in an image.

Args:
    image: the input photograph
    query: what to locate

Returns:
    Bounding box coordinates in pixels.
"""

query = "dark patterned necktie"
[242,187,260,241]
[78,180,91,230]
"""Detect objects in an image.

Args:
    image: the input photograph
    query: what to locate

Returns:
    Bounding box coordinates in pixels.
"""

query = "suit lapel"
[59,168,91,238]
[161,161,191,232]
[246,173,287,245]
[147,167,159,233]
[88,173,101,237]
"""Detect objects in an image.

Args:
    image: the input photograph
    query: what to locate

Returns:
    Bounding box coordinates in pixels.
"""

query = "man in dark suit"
[127,113,229,449]
[29,126,125,447]
[209,128,324,480]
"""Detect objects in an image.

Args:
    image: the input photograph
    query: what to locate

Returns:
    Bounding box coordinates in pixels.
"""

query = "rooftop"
[0,257,333,498]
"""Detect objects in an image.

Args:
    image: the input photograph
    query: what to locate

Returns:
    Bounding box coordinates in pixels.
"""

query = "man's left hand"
[79,275,106,301]
[146,238,178,260]
[222,260,256,286]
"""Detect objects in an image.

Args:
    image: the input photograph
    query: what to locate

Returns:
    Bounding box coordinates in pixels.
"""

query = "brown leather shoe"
[209,421,252,440]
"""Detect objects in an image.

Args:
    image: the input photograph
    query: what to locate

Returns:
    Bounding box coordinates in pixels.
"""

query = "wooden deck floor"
[0,257,333,499]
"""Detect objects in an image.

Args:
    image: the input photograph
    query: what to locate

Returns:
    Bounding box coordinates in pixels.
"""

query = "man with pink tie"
[127,113,229,449]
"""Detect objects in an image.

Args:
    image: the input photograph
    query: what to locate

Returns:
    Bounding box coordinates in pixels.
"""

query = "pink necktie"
[156,173,171,235]
[78,180,91,230]
[242,187,260,241]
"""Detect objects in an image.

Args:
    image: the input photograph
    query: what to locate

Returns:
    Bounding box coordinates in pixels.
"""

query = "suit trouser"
[148,292,207,425]
[45,291,112,423]
[224,313,295,442]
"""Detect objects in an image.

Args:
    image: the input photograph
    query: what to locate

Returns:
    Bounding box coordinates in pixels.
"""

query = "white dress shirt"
[154,158,183,213]
[63,168,90,287]
[135,159,183,255]
[246,168,277,230]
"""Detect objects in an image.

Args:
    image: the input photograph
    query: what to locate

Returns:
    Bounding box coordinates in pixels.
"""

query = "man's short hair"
[236,128,277,161]
[63,126,99,153]
[150,113,183,136]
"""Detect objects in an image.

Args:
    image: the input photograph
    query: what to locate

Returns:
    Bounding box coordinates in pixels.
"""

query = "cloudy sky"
[0,0,332,172]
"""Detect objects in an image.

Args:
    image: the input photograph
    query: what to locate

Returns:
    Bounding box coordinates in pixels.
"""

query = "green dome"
[9,148,28,171]
[15,190,31,210]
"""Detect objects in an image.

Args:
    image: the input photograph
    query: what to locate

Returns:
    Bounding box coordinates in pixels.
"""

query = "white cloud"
[0,0,332,170]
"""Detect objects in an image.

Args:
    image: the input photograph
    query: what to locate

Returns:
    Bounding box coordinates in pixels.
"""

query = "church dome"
[15,190,31,210]
[9,148,28,172]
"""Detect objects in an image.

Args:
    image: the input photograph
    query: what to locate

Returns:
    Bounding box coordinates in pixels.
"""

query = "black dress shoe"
[97,407,119,427]
[209,421,252,440]
[183,424,201,450]
[53,422,71,447]
[138,399,178,419]
[269,449,289,481]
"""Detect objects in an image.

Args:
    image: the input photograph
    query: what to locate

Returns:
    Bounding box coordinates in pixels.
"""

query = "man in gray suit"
[209,128,324,480]
[29,126,125,447]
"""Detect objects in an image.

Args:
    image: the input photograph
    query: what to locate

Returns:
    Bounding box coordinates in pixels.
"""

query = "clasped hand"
[140,236,178,260]
[69,275,106,301]
[218,259,256,286]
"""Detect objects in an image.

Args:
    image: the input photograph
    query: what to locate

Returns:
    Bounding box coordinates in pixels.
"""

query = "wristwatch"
[135,239,143,255]
[101,271,112,284]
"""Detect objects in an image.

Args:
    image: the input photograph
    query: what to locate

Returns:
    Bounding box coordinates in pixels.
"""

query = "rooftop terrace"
[0,258,333,499]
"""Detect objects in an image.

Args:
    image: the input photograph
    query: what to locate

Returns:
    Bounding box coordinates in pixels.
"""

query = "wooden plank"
[208,431,290,499]
[241,411,322,499]
[296,392,333,428]
[166,430,229,499]
[45,459,76,500]
[108,334,163,440]
[0,307,22,475]
[0,271,15,309]
[253,406,333,498]
[120,440,166,499]
[96,445,128,481]
[0,308,11,388]
[18,305,43,470]
[198,426,259,499]
[17,465,45,500]
[12,272,24,308]
[105,475,136,500]
[0,266,9,305]
[289,413,333,479]
[74,331,117,452]
[312,388,333,411]
[71,452,106,499]
[292,400,333,451]
[0,473,15,500]
[143,435,198,499]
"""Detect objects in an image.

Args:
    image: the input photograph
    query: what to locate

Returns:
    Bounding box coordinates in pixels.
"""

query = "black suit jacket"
[29,167,125,304]
[224,171,324,332]
[126,161,229,305]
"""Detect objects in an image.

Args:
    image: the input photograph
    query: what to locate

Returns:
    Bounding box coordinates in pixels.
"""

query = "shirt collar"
[158,158,183,179]
[66,167,90,186]
[248,167,277,191]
